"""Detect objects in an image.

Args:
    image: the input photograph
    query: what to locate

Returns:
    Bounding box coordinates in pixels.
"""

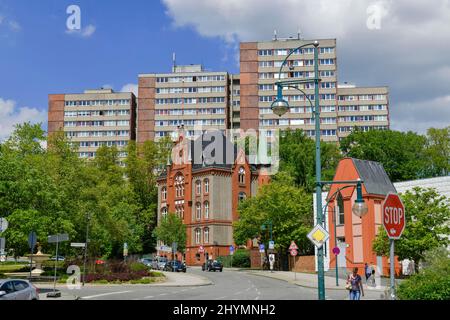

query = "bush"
[397,247,450,300]
[217,249,250,268]
[130,262,148,272]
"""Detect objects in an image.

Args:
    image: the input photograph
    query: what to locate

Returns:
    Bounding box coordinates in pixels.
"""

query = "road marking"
[82,291,132,299]
[143,295,154,299]
[159,293,168,296]
[214,296,227,300]
[234,291,243,295]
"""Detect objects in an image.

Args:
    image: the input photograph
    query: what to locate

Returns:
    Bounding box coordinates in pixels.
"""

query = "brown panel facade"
[137,76,155,143]
[48,94,65,136]
[240,42,259,132]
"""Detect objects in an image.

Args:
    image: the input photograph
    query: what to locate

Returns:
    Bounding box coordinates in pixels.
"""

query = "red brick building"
[326,158,402,276]
[156,129,270,266]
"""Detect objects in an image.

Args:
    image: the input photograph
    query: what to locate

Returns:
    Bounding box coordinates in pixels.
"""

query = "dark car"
[202,260,223,272]
[164,260,186,273]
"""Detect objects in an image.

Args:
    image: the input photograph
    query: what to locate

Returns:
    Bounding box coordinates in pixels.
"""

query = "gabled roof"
[352,158,397,196]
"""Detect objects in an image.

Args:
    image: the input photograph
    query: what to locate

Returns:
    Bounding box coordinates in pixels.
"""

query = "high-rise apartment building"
[240,37,389,142]
[48,89,136,165]
[138,65,230,143]
[337,84,389,138]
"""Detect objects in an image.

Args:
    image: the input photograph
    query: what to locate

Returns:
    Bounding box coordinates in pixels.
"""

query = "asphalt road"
[38,268,383,300]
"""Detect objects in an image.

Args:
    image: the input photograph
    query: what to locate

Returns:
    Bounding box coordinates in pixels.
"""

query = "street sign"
[198,245,205,253]
[290,249,298,256]
[229,245,235,255]
[123,243,128,257]
[289,241,298,250]
[28,231,37,250]
[172,242,178,252]
[259,244,265,253]
[332,247,340,255]
[48,233,69,243]
[0,218,8,233]
[382,192,406,239]
[71,243,86,248]
[269,241,275,250]
[0,237,5,251]
[307,224,329,249]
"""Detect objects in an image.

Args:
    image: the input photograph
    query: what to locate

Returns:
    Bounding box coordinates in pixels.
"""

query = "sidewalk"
[246,270,387,292]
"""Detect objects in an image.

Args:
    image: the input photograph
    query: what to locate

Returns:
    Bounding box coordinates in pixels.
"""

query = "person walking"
[347,267,365,300]
[364,263,372,282]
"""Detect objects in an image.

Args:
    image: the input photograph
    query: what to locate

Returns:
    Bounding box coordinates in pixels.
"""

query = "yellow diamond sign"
[307,224,329,248]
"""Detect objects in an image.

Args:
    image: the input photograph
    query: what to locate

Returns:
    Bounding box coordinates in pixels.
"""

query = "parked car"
[155,257,168,271]
[0,279,39,300]
[140,258,153,268]
[164,260,186,273]
[202,260,223,272]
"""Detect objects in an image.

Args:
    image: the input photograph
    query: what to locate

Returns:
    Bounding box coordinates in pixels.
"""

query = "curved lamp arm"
[276,42,317,82]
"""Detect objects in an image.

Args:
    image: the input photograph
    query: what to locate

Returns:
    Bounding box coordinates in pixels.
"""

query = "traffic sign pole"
[390,239,395,299]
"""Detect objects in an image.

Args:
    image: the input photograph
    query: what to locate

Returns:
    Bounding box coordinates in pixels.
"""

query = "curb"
[246,271,385,292]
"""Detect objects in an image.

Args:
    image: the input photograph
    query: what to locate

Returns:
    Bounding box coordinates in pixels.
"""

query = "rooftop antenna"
[172,52,177,72]
[273,29,278,41]
[297,28,303,40]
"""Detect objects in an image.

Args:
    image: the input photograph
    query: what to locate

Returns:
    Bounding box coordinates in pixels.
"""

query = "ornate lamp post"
[271,41,368,300]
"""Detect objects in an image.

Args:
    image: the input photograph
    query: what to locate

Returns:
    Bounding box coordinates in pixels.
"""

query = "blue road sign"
[28,231,37,250]
[259,244,265,252]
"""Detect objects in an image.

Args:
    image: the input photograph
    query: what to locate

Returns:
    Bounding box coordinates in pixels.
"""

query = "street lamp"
[271,40,369,300]
[352,180,369,217]
[82,212,91,287]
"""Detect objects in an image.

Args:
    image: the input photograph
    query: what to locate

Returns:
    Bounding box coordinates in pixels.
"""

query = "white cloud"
[0,98,47,141]
[0,13,21,32]
[66,24,96,38]
[162,0,450,132]
[121,83,138,97]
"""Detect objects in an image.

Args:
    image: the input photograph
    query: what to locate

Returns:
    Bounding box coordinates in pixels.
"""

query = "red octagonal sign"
[382,192,406,239]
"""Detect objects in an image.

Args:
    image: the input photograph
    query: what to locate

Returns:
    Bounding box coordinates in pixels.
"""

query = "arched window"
[204,201,209,219]
[161,187,167,201]
[175,174,185,198]
[161,207,168,219]
[196,202,202,220]
[337,192,345,225]
[195,228,201,244]
[196,180,202,195]
[176,205,184,219]
[204,228,210,244]
[204,179,209,193]
[238,167,246,184]
[238,192,247,203]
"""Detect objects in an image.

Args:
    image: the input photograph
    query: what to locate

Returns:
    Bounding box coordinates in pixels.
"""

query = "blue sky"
[0,0,238,138]
[1,0,450,139]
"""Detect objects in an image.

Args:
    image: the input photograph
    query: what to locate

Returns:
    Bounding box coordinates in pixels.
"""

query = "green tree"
[153,214,187,254]
[397,247,450,300]
[234,174,314,257]
[425,126,450,177]
[278,129,342,192]
[340,129,429,182]
[373,187,450,269]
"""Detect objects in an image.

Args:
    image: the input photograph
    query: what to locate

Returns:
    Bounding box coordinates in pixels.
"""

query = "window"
[195,228,201,244]
[258,49,273,56]
[175,174,185,198]
[161,187,167,201]
[196,202,202,220]
[161,207,168,219]
[204,228,210,244]
[337,193,345,225]
[196,180,202,195]
[238,192,247,203]
[204,179,210,193]
[13,280,29,291]
[238,167,245,184]
[204,201,209,219]
[0,281,14,294]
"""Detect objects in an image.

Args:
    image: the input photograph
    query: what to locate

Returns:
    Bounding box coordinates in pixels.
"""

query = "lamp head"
[271,98,290,117]
[313,40,319,47]
[352,179,368,217]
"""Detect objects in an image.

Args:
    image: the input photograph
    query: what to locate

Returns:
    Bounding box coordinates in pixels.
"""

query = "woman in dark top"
[347,267,365,300]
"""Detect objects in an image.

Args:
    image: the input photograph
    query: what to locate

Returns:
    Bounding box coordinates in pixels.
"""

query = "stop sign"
[382,192,406,239]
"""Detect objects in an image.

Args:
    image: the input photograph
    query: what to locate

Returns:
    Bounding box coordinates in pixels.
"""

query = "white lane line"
[82,291,132,299]
[214,296,227,300]
[144,295,154,299]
